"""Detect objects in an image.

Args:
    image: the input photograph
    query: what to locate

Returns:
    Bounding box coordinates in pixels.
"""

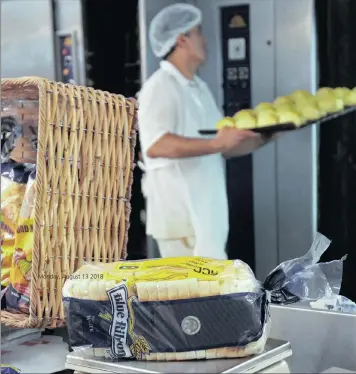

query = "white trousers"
[156,236,196,258]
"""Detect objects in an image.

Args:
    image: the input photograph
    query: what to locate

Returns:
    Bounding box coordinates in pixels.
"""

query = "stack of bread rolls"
[215,86,356,130]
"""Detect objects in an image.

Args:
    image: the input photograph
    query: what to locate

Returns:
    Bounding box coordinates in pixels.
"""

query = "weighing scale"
[65,338,292,374]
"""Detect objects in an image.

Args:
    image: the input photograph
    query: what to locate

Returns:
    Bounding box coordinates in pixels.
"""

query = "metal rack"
[65,339,292,374]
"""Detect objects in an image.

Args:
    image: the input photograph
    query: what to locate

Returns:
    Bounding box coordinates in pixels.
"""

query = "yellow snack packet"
[6,169,36,313]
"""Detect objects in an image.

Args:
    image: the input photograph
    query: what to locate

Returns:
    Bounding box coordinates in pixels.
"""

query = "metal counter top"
[65,339,292,374]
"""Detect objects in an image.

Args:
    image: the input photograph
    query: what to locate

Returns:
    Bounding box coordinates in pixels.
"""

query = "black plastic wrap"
[264,233,344,304]
[1,161,35,184]
[64,292,268,356]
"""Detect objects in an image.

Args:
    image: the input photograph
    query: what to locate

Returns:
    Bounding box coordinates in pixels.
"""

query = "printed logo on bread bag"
[181,316,201,336]
[126,296,151,360]
[107,284,132,358]
[1,365,22,374]
[98,311,112,323]
[192,266,218,276]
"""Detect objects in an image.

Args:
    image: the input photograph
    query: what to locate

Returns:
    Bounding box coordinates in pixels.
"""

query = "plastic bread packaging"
[5,168,36,314]
[1,365,21,374]
[1,116,23,163]
[1,162,35,289]
[310,295,356,314]
[63,232,344,362]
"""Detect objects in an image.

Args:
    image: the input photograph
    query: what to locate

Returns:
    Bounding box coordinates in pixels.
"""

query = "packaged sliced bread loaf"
[63,234,345,362]
[63,257,267,361]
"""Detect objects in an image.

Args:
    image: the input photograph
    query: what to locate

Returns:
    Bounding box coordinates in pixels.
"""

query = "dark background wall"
[82,0,146,260]
[316,0,356,302]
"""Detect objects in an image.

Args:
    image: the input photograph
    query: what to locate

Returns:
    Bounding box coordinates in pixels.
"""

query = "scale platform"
[65,339,292,374]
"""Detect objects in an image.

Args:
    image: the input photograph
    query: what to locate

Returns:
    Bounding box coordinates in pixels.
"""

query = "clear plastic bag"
[264,232,345,304]
[310,295,356,314]
[63,257,267,361]
[62,232,344,362]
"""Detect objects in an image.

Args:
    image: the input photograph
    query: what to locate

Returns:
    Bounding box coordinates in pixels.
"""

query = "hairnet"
[149,3,203,58]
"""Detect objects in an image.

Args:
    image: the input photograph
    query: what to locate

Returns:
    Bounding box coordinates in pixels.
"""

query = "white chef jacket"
[138,61,229,259]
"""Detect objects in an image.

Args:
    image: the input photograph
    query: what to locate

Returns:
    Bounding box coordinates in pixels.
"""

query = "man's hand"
[211,128,260,157]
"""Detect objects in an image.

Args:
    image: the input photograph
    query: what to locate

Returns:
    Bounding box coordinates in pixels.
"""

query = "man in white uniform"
[138,3,273,259]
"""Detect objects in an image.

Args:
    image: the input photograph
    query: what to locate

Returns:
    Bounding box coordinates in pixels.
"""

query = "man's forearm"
[223,133,278,158]
[147,133,221,159]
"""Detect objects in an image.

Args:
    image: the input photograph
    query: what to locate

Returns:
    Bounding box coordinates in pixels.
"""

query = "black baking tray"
[199,105,356,136]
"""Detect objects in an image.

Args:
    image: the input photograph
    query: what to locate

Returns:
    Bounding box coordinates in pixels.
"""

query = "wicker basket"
[1,77,137,328]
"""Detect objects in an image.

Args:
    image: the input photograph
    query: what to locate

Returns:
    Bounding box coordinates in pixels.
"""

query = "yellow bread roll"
[292,95,317,107]
[274,103,295,113]
[257,111,279,127]
[277,110,304,127]
[316,94,344,113]
[233,109,255,121]
[316,87,333,98]
[344,89,356,106]
[290,89,313,102]
[235,113,256,130]
[273,96,292,107]
[255,102,274,113]
[333,87,351,101]
[258,108,277,117]
[215,117,235,129]
[297,105,322,121]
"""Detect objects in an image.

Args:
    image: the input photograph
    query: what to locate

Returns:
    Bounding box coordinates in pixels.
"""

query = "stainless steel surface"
[257,360,291,374]
[322,368,356,374]
[270,304,356,373]
[274,0,318,264]
[0,0,85,84]
[197,0,278,280]
[65,339,291,374]
[55,0,86,85]
[1,0,56,79]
